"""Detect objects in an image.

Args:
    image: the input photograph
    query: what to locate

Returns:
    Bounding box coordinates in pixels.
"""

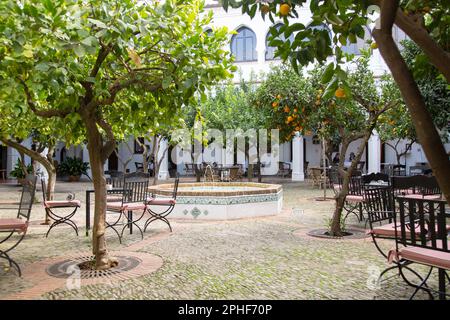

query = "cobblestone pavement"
[0,179,441,299]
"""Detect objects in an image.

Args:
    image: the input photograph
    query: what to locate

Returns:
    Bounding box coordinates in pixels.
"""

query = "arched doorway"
[108,149,118,171]
[0,146,7,179]
[60,147,67,163]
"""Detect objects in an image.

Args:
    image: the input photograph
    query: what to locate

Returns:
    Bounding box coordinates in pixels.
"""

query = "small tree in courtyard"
[0,0,233,269]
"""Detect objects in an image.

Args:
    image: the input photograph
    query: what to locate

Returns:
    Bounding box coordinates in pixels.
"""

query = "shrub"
[58,157,89,177]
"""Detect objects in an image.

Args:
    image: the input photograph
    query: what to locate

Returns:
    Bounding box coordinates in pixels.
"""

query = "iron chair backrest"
[18,174,37,220]
[395,196,448,253]
[329,169,363,195]
[106,171,125,188]
[363,186,394,226]
[393,164,407,176]
[409,164,430,176]
[121,172,150,204]
[172,173,180,200]
[391,175,441,196]
[362,173,390,185]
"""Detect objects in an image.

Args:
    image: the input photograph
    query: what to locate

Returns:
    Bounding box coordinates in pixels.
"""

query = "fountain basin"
[148,182,283,220]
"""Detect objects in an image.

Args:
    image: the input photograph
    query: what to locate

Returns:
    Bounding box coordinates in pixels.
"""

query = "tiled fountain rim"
[149,182,282,197]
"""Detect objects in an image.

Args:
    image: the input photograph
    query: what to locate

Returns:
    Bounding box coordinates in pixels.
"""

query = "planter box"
[68,175,81,182]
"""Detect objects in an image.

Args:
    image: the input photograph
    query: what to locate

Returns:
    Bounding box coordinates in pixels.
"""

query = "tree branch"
[96,117,116,163]
[379,0,398,33]
[394,9,450,82]
[17,78,72,118]
[0,137,54,173]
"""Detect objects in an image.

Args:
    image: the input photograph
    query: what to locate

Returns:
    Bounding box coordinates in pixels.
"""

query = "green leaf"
[162,76,172,89]
[321,63,335,84]
[88,18,107,29]
[35,62,49,72]
[73,45,85,57]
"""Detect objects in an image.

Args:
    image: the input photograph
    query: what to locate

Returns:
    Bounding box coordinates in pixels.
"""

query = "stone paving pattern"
[0,179,441,299]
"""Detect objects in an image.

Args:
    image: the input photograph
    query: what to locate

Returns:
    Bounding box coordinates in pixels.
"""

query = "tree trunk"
[82,117,117,270]
[329,127,374,236]
[373,29,450,205]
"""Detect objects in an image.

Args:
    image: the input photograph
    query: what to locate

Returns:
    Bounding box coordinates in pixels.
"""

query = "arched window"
[307,23,332,41]
[231,27,257,62]
[265,23,294,60]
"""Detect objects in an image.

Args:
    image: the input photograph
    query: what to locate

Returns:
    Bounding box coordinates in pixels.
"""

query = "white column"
[291,133,305,181]
[6,147,19,178]
[256,31,266,64]
[368,130,381,173]
[157,138,169,180]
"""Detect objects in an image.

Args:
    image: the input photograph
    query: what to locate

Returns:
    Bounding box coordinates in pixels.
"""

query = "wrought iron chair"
[392,175,441,200]
[0,174,37,276]
[184,163,195,175]
[393,164,407,176]
[144,174,179,233]
[277,162,291,178]
[106,171,124,203]
[329,169,365,223]
[363,187,430,287]
[41,178,80,237]
[391,196,449,299]
[135,162,144,172]
[106,172,149,243]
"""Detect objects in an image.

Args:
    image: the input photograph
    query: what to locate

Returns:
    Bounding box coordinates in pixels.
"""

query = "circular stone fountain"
[148,182,283,220]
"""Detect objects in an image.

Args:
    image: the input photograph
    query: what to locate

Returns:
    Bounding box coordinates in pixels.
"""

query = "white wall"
[384,139,450,171]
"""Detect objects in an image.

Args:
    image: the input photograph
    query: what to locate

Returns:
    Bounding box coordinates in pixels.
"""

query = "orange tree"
[253,53,400,235]
[250,66,314,143]
[0,0,233,269]
[222,0,450,221]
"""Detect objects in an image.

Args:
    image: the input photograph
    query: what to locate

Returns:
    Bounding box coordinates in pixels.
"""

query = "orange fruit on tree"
[287,116,293,122]
[276,94,282,99]
[335,88,346,98]
[284,106,290,113]
[272,101,279,108]
[279,3,291,16]
[261,4,270,14]
[293,108,298,113]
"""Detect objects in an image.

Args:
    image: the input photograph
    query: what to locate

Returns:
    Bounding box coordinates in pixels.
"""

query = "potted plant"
[10,160,33,185]
[58,157,90,182]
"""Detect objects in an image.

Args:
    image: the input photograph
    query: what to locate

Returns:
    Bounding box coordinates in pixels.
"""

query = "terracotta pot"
[68,175,81,182]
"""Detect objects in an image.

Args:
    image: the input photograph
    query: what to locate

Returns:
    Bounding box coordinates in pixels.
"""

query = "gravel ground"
[0,178,441,299]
